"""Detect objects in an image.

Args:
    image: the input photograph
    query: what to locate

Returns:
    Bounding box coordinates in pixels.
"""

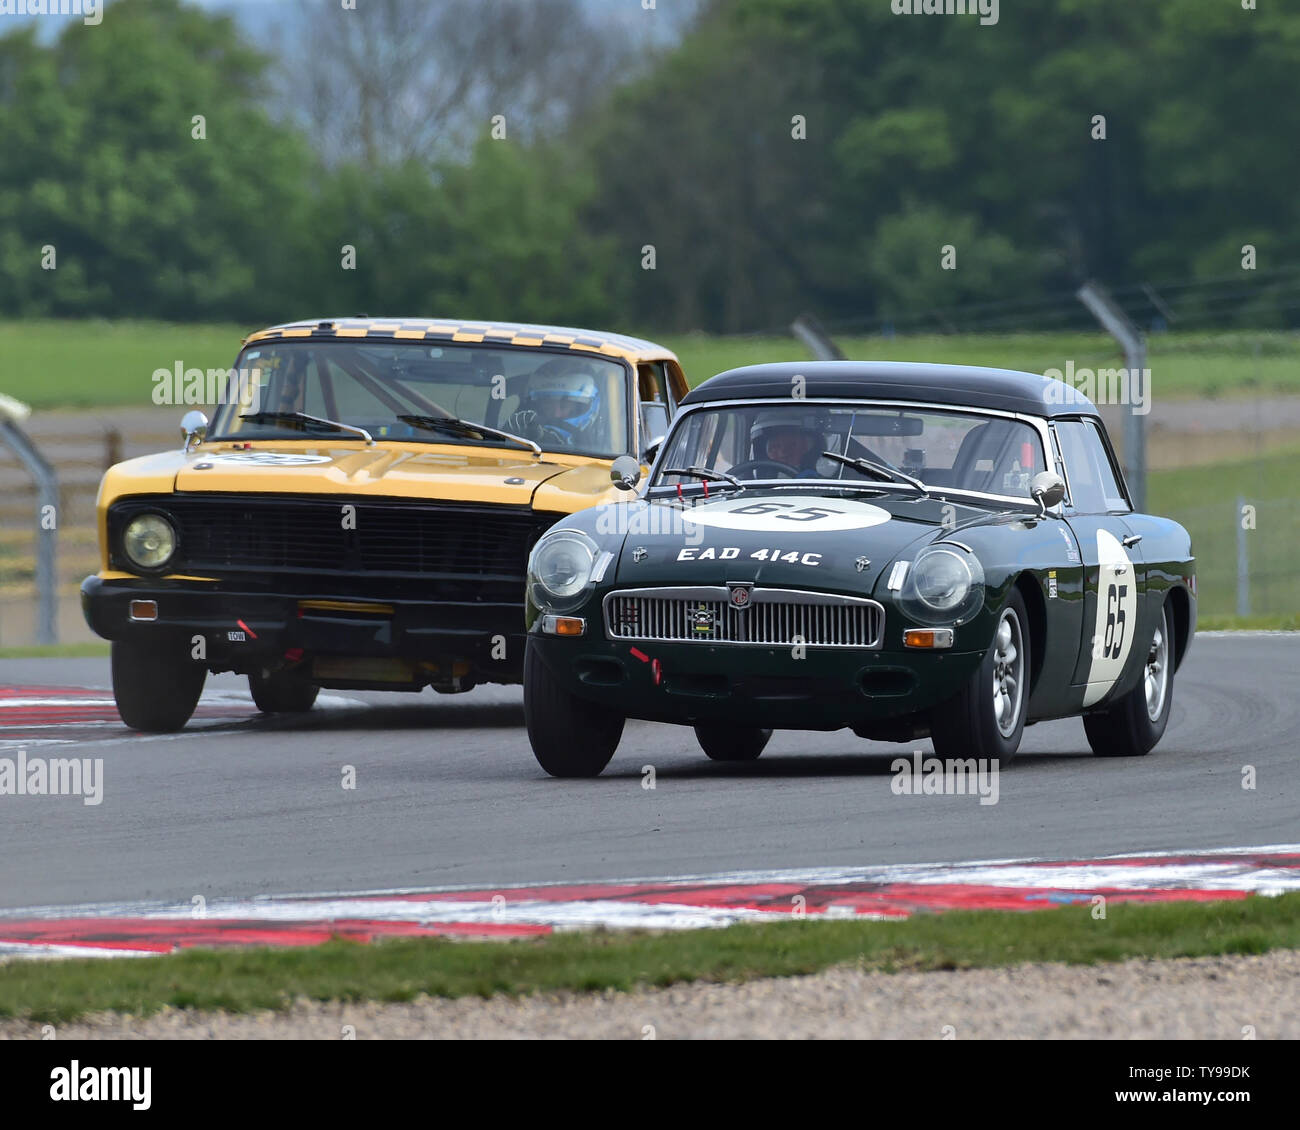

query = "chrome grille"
[603,587,884,649]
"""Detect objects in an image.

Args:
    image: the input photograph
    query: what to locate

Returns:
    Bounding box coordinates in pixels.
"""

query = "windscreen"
[656,403,1047,500]
[209,341,631,458]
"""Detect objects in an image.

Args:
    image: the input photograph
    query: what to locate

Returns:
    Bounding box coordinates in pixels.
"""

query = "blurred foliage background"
[2,0,1298,335]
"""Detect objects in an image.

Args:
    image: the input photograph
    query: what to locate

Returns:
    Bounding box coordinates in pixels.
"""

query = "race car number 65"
[731,502,843,521]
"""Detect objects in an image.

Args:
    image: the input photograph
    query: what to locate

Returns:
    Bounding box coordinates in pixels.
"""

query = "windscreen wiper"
[660,466,745,492]
[397,414,541,457]
[820,450,929,496]
[237,411,373,445]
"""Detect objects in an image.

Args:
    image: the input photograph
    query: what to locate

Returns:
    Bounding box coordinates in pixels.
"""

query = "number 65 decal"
[1084,528,1138,706]
[731,502,843,522]
[1102,582,1128,659]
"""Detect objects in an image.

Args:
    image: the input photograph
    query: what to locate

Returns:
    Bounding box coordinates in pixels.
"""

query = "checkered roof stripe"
[243,318,674,363]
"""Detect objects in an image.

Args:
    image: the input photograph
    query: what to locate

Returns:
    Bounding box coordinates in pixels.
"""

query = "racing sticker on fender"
[1083,529,1137,707]
[680,496,891,533]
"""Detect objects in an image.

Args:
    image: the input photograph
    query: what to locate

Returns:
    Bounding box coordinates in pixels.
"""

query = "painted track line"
[0,685,362,747]
[0,845,1296,959]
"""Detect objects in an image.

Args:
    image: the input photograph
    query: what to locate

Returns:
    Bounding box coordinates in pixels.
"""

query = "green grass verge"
[1196,615,1300,631]
[5,322,1300,410]
[0,643,110,658]
[3,894,1297,1025]
[669,328,1300,396]
[833,331,1300,399]
[1,319,247,410]
[1148,446,1300,618]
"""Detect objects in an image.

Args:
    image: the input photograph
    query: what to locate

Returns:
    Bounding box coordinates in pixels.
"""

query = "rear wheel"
[1085,602,1173,757]
[248,668,319,714]
[930,588,1030,763]
[695,724,771,762]
[524,643,624,777]
[111,638,207,732]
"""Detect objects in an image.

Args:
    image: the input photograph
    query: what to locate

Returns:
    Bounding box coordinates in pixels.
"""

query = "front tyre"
[111,638,207,732]
[929,588,1030,763]
[695,725,771,762]
[524,642,624,777]
[249,668,320,714]
[1085,602,1174,757]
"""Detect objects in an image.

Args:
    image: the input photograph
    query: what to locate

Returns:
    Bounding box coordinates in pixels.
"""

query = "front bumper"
[82,574,527,685]
[528,628,983,731]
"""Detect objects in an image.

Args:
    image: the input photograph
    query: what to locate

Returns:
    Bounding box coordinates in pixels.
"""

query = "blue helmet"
[522,359,602,439]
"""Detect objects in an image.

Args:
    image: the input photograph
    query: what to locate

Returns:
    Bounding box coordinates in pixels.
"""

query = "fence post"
[0,395,58,645]
[1235,494,1250,618]
[791,314,846,361]
[1076,281,1147,512]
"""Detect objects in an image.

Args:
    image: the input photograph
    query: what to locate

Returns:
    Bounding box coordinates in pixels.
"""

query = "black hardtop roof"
[681,361,1098,418]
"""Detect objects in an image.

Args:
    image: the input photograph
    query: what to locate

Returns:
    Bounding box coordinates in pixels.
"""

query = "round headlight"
[900,546,985,625]
[911,549,972,612]
[529,531,597,604]
[122,513,177,570]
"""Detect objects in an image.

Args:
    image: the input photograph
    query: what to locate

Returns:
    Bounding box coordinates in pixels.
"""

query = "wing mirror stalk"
[1030,471,1067,517]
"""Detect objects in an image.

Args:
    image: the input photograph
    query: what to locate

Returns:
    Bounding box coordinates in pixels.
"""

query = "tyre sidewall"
[523,641,623,777]
[111,638,206,732]
[979,590,1030,760]
[932,587,1030,762]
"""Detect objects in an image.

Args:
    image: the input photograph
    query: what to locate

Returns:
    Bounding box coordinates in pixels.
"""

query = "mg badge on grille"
[728,583,751,609]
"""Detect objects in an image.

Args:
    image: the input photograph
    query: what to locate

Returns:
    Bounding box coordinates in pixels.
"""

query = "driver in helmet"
[508,359,603,449]
[748,411,827,476]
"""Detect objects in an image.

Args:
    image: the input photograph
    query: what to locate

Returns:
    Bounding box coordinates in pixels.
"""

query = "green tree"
[0,0,315,321]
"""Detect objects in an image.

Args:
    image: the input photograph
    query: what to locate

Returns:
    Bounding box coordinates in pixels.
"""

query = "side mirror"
[610,454,642,492]
[180,409,209,453]
[1030,470,1066,515]
[642,436,665,465]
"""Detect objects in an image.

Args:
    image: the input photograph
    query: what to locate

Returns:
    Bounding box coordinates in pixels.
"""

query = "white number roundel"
[680,495,891,533]
[205,452,333,466]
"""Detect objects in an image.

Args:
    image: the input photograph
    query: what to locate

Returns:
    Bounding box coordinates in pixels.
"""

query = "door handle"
[1122,534,1142,548]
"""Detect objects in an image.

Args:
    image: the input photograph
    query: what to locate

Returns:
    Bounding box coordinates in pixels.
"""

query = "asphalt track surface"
[0,635,1296,910]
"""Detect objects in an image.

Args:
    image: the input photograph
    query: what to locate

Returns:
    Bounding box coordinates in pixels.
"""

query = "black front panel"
[110,495,560,598]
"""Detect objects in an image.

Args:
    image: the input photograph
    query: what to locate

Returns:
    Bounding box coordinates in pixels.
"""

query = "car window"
[656,404,1046,499]
[1055,418,1129,512]
[639,401,669,454]
[637,363,666,403]
[211,342,630,458]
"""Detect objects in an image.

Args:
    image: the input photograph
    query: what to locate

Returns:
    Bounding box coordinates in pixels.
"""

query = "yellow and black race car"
[81,317,689,731]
